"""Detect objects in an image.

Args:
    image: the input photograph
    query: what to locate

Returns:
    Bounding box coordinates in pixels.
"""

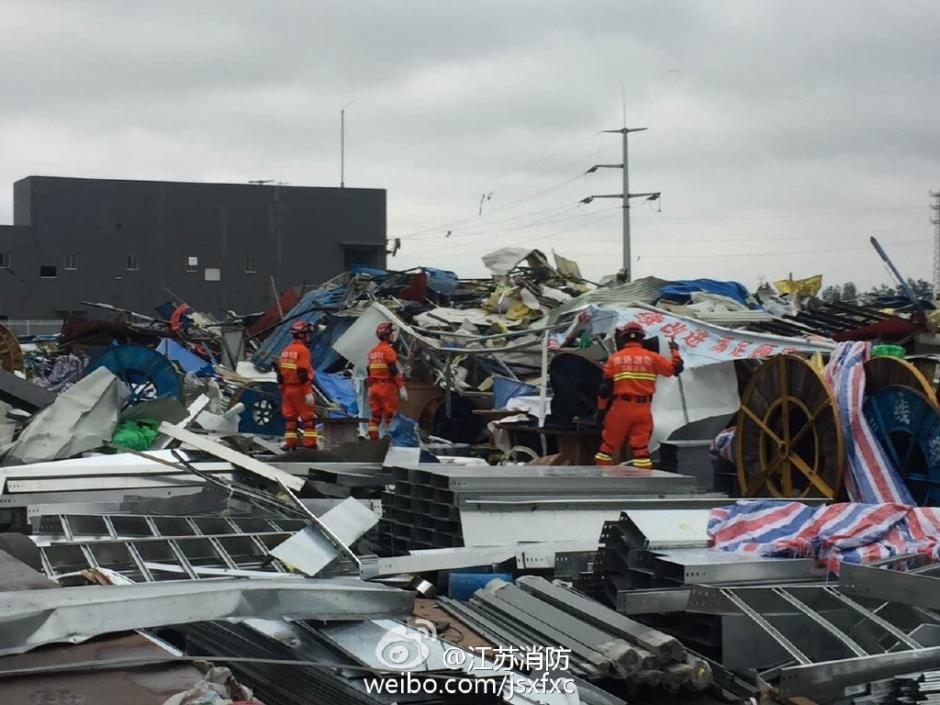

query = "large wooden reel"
[736,355,844,498]
[906,355,940,404]
[864,356,938,409]
[0,323,23,373]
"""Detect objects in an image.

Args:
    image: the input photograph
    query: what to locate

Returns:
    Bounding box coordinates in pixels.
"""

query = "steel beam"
[840,561,940,610]
[777,646,940,701]
[0,579,413,656]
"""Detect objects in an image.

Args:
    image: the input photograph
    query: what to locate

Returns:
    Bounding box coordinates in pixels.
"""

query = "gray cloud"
[1,0,938,291]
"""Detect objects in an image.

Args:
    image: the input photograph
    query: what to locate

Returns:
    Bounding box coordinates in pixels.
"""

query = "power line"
[426,204,595,241]
[400,202,581,242]
[632,206,924,223]
[634,224,918,246]
[414,207,621,256]
[394,147,602,241]
[638,237,932,259]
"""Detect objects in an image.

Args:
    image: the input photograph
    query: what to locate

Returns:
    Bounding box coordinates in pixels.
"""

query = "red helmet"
[620,321,646,341]
[376,322,394,340]
[290,320,311,338]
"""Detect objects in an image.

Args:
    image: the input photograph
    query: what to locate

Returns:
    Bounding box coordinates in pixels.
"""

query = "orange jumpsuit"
[275,340,317,449]
[366,340,404,439]
[594,341,683,467]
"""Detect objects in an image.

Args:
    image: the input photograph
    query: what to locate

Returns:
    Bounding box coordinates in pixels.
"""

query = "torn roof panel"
[547,277,671,323]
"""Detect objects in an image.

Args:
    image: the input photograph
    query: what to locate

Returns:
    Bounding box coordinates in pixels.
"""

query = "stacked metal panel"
[378,465,698,552]
[576,509,823,611]
[32,511,308,583]
[440,576,712,693]
[894,672,940,704]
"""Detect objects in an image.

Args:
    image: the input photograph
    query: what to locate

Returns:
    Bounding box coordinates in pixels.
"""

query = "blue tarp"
[493,376,537,410]
[657,279,750,306]
[350,265,388,280]
[316,372,359,419]
[251,287,348,369]
[424,267,459,296]
[156,339,213,376]
[309,317,354,372]
[389,414,419,447]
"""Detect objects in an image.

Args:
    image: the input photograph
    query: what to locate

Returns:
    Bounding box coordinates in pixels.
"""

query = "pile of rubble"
[5,246,940,704]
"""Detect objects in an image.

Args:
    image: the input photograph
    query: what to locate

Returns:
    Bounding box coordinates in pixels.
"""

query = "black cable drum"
[545,352,603,429]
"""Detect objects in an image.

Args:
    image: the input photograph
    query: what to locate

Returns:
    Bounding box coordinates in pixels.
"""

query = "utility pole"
[931,191,940,301]
[581,116,659,281]
[340,101,354,188]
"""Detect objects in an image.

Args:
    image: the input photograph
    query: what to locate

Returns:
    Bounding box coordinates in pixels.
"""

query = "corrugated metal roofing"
[547,277,671,323]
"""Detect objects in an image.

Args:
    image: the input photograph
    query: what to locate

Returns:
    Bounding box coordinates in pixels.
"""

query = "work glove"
[668,338,680,352]
[305,392,315,407]
[399,387,409,402]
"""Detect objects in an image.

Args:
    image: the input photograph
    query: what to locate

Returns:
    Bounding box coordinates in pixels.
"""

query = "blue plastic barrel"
[448,572,513,600]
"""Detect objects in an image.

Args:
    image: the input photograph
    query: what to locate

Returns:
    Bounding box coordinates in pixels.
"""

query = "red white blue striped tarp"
[709,501,940,572]
[825,341,913,505]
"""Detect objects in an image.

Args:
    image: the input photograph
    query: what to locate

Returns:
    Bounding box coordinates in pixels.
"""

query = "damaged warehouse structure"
[6,236,940,705]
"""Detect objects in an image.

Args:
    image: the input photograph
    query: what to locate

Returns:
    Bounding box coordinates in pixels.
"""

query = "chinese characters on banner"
[626,308,832,368]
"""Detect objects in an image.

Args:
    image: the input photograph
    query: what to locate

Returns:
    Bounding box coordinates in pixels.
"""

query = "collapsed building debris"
[5,248,940,704]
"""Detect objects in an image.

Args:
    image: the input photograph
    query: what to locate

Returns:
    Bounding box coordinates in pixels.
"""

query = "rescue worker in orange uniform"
[594,322,683,467]
[274,321,318,450]
[367,322,407,439]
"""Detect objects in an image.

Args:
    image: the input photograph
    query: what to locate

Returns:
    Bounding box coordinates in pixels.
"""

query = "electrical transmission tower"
[581,119,660,281]
[932,191,940,301]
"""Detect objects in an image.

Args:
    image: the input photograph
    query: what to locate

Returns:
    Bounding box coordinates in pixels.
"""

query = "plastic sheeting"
[317,372,359,418]
[424,267,459,295]
[3,367,129,465]
[657,279,750,306]
[156,338,212,376]
[825,341,913,504]
[560,305,834,368]
[388,414,419,447]
[310,317,354,372]
[709,501,940,572]
[251,286,348,369]
[492,376,537,410]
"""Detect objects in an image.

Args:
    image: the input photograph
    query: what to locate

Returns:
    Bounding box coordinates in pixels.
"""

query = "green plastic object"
[111,419,161,451]
[872,344,906,359]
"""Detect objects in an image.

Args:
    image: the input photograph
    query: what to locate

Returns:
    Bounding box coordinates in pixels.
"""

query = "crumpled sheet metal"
[0,578,414,656]
[481,247,550,277]
[270,497,378,576]
[3,367,128,466]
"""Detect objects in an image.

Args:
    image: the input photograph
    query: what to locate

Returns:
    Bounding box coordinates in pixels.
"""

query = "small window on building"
[186,256,199,272]
[245,257,257,274]
[40,265,57,278]
[65,255,78,271]
[204,267,221,282]
[0,253,10,269]
[126,255,139,271]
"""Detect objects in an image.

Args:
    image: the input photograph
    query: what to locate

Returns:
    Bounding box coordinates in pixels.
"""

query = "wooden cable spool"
[906,355,940,404]
[736,354,844,499]
[0,323,23,373]
[864,355,938,409]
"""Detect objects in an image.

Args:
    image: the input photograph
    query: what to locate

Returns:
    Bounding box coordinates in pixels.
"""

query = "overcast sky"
[1,0,938,290]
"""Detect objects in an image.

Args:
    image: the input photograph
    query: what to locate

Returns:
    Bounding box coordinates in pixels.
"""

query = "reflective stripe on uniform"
[613,372,656,381]
[279,362,298,369]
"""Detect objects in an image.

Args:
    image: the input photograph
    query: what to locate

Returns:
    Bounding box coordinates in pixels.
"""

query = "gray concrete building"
[0,176,387,319]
